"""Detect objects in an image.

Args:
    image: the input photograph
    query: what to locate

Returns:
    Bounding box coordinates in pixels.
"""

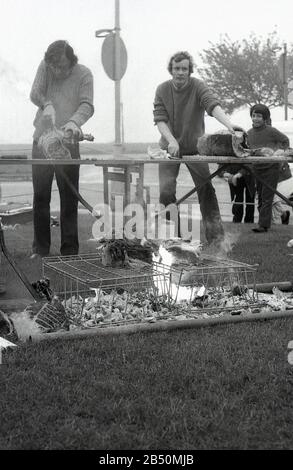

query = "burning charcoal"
[95,313,104,323]
[116,287,125,295]
[130,307,143,319]
[272,286,286,300]
[111,309,123,322]
[192,294,209,308]
[83,319,95,327]
[232,284,247,296]
[231,310,243,316]
[146,316,156,323]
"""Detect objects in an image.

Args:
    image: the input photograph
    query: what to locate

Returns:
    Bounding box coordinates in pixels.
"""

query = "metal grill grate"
[42,253,171,301]
[42,253,261,319]
[168,254,260,313]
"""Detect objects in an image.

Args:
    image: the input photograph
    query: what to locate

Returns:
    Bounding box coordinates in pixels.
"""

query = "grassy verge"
[1,320,293,450]
[1,218,293,449]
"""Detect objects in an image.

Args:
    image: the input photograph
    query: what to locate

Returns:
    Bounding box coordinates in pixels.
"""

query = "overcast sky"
[1,0,293,143]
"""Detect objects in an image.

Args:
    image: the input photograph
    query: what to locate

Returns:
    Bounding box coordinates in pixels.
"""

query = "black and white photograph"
[0,0,293,459]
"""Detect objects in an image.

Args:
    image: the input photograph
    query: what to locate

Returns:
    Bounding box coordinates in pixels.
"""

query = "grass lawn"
[1,216,293,450]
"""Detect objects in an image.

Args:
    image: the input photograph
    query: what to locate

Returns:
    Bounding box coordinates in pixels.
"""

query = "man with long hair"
[30,40,94,257]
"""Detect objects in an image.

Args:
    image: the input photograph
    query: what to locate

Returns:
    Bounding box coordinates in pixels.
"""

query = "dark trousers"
[159,161,224,244]
[253,164,280,229]
[32,141,80,256]
[229,177,255,223]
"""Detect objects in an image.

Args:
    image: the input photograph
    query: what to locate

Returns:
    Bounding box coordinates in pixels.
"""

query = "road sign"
[101,32,127,81]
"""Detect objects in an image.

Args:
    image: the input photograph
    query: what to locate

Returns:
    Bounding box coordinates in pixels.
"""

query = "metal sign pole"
[114,0,122,156]
[96,0,127,155]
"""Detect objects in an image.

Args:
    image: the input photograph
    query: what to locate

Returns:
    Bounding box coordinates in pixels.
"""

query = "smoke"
[219,231,240,256]
[205,231,240,258]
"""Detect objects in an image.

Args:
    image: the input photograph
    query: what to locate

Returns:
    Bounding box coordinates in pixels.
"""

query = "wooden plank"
[0,155,293,165]
[106,172,132,183]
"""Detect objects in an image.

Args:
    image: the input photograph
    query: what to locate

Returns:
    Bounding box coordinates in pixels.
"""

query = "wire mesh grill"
[42,254,171,313]
[167,254,259,313]
[42,253,260,323]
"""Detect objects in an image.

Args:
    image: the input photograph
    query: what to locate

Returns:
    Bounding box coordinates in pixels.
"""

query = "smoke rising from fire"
[205,231,240,259]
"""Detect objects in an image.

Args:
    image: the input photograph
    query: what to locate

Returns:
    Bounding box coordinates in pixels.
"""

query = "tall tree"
[197,32,293,113]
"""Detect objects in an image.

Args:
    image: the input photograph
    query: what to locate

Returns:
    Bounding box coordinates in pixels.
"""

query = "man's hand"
[232,125,246,133]
[167,139,180,158]
[231,173,242,186]
[226,125,235,134]
[223,172,242,186]
[62,121,82,140]
[43,103,56,125]
[226,124,244,135]
[222,172,232,183]
[225,124,247,135]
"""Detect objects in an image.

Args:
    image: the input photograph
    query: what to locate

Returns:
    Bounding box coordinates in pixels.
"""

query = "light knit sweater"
[30,60,94,140]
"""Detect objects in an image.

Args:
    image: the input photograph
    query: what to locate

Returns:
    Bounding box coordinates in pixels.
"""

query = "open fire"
[34,239,262,334]
[152,239,205,303]
[151,238,260,311]
[5,238,293,341]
